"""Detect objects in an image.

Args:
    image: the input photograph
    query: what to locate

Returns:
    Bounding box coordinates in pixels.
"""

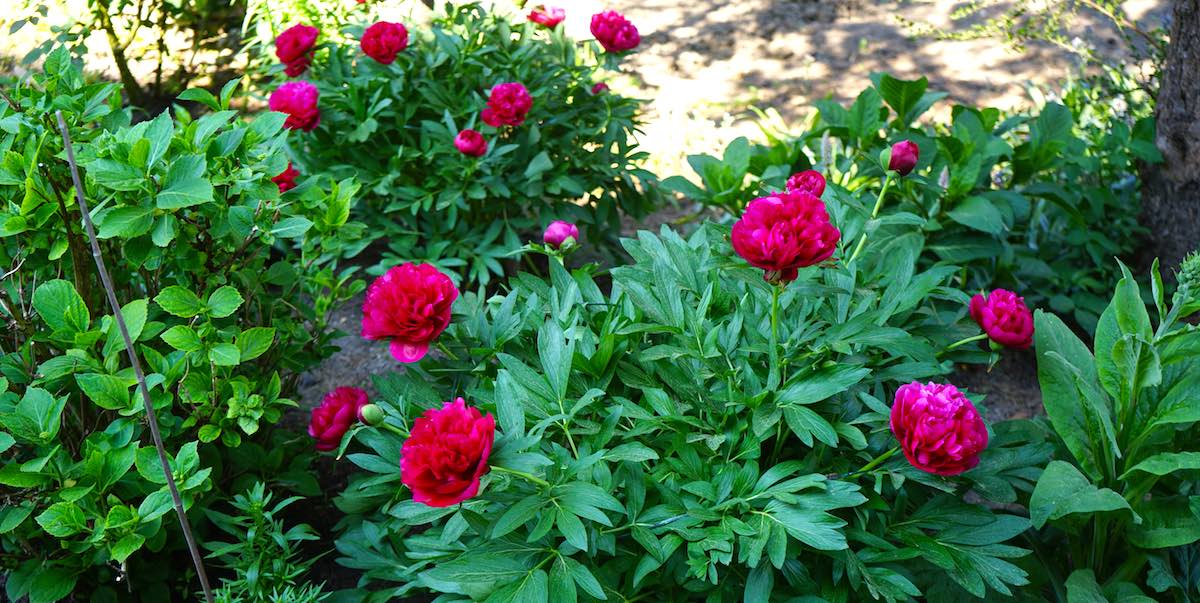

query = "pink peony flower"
[888,140,919,176]
[591,82,609,95]
[528,5,565,29]
[401,398,495,507]
[454,129,488,157]
[269,81,320,132]
[786,170,826,197]
[309,386,369,451]
[272,162,299,193]
[361,21,409,65]
[361,263,459,363]
[590,11,640,53]
[543,220,579,248]
[275,24,319,77]
[731,190,841,283]
[890,382,989,475]
[970,289,1035,349]
[481,82,533,128]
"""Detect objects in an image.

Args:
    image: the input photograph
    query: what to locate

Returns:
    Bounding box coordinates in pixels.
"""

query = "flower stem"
[436,341,460,362]
[846,171,894,266]
[942,332,989,354]
[378,421,409,438]
[491,464,551,488]
[838,446,901,479]
[767,285,782,391]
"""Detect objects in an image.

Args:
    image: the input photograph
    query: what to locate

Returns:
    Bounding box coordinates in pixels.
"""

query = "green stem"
[436,341,460,362]
[941,333,988,354]
[767,285,782,390]
[378,421,409,438]
[491,464,551,488]
[846,171,894,265]
[839,446,901,479]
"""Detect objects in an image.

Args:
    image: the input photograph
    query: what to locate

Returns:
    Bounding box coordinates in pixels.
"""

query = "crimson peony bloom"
[890,382,988,475]
[786,170,826,197]
[590,10,640,53]
[481,82,533,127]
[361,263,458,363]
[454,129,488,157]
[401,398,495,507]
[361,21,409,65]
[269,81,320,131]
[272,162,299,193]
[970,289,1034,349]
[591,82,609,95]
[888,140,919,176]
[275,24,319,77]
[731,190,841,283]
[528,5,565,28]
[309,387,369,451]
[543,220,579,248]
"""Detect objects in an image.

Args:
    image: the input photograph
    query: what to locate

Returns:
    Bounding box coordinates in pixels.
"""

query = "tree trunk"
[1143,0,1200,271]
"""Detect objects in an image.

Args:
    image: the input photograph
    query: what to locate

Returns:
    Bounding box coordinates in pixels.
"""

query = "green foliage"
[1022,259,1200,599]
[330,225,1047,602]
[282,2,658,285]
[206,482,328,602]
[0,48,358,600]
[667,72,1158,331]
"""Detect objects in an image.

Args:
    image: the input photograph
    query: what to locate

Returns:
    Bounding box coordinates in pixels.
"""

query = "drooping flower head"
[528,5,566,29]
[401,398,495,507]
[272,162,300,193]
[309,386,369,451]
[481,82,533,128]
[590,10,640,53]
[275,24,319,77]
[361,263,459,363]
[970,289,1034,349]
[887,140,919,176]
[454,129,488,157]
[269,81,320,131]
[731,190,841,283]
[361,21,409,64]
[785,170,826,197]
[543,220,579,249]
[890,382,989,476]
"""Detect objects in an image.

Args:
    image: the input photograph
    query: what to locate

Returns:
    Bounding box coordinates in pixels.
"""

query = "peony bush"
[264,2,657,285]
[322,182,1051,600]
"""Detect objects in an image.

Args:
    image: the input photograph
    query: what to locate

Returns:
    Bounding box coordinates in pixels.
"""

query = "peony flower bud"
[785,170,826,197]
[481,82,533,128]
[309,387,369,451]
[591,82,609,95]
[731,190,840,283]
[890,382,988,475]
[454,129,488,157]
[357,403,385,426]
[969,289,1034,349]
[528,5,565,29]
[543,220,579,249]
[401,398,495,507]
[590,11,640,53]
[361,21,408,65]
[361,263,459,363]
[885,140,919,176]
[269,81,320,131]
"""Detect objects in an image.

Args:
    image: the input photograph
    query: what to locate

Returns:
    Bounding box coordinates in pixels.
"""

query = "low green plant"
[0,48,358,601]
[205,482,327,602]
[666,72,1159,331]
[1020,255,1200,600]
[279,2,658,285]
[329,222,1048,602]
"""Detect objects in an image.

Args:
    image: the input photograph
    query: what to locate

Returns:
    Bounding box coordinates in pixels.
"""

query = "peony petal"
[390,339,430,363]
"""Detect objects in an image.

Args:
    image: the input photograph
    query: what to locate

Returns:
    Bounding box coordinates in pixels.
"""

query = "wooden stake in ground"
[55,111,215,603]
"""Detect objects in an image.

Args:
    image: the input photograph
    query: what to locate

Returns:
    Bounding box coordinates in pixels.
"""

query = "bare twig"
[55,111,214,603]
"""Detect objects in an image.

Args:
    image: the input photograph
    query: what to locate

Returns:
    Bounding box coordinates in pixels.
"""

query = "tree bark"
[1143,0,1200,271]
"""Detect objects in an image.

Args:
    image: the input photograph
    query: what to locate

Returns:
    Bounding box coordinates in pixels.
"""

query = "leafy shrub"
[0,49,358,601]
[206,483,327,602]
[328,222,1048,602]
[666,73,1160,331]
[275,2,658,285]
[1021,257,1200,599]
